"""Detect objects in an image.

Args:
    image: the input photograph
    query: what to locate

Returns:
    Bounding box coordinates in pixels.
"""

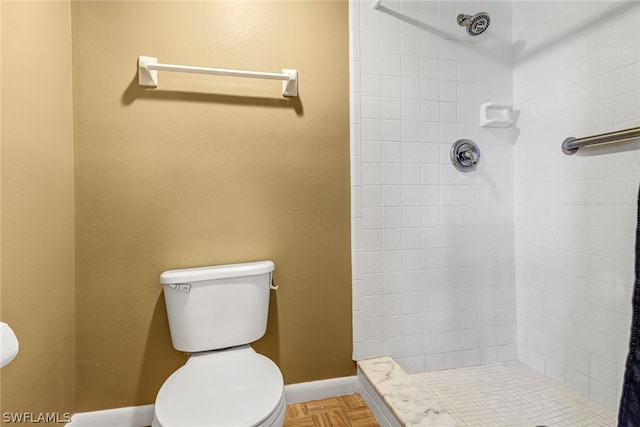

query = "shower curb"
[357,356,457,427]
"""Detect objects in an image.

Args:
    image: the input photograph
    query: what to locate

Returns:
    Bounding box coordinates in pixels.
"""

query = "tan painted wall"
[72,1,352,411]
[0,0,75,421]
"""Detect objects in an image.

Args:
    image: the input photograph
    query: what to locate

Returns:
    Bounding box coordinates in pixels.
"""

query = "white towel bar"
[137,56,298,97]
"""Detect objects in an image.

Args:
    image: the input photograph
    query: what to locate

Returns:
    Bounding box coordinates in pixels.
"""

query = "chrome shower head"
[457,12,491,36]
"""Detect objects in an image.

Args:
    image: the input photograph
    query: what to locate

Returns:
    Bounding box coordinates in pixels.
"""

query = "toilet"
[152,260,285,427]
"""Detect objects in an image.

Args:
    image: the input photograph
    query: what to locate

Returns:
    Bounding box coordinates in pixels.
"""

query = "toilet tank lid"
[160,261,274,285]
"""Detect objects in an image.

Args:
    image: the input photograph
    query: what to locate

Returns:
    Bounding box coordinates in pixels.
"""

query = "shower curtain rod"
[137,56,298,97]
[562,125,640,155]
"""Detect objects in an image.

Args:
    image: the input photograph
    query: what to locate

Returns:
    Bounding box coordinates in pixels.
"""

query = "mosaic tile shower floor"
[411,362,616,427]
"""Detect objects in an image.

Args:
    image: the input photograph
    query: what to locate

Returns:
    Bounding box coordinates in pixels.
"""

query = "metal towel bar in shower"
[562,126,640,155]
[137,56,298,97]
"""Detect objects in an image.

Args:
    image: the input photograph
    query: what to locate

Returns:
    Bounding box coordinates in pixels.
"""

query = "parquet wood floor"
[284,394,380,427]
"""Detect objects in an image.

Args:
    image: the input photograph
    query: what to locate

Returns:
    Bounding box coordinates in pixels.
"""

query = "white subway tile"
[382,229,401,251]
[383,207,403,228]
[439,81,457,102]
[381,30,401,54]
[381,97,402,120]
[381,75,401,98]
[401,31,420,57]
[401,77,421,99]
[382,141,403,163]
[354,73,381,96]
[380,53,401,76]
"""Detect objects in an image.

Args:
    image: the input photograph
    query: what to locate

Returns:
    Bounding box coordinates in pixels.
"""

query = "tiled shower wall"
[513,1,640,410]
[350,0,518,373]
[351,0,640,411]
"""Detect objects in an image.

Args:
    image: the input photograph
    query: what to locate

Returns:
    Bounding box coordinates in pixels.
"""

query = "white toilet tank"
[160,260,275,352]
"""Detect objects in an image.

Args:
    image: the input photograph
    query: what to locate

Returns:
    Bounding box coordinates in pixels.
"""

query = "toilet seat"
[153,346,285,427]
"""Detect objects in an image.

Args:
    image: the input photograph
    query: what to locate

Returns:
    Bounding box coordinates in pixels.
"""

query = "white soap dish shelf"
[480,102,513,128]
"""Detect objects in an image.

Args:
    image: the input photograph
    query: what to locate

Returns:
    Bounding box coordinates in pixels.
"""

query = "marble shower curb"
[357,357,456,427]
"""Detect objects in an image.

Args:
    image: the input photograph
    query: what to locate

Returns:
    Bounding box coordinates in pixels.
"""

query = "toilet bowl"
[153,346,285,427]
[152,261,285,427]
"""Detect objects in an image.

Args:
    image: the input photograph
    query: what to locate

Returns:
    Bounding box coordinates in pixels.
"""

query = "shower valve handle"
[450,139,481,172]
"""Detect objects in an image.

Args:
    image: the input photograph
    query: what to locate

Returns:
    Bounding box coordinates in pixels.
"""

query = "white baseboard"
[284,375,358,404]
[66,404,154,427]
[66,375,359,426]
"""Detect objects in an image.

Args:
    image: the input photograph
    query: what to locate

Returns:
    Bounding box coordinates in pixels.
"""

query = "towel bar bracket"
[562,137,579,155]
[138,56,159,88]
[281,69,298,97]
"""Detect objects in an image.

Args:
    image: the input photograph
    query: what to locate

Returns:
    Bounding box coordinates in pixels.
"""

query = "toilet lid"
[154,346,284,427]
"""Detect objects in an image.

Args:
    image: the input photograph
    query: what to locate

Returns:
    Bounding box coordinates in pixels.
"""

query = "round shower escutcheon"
[450,139,480,172]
